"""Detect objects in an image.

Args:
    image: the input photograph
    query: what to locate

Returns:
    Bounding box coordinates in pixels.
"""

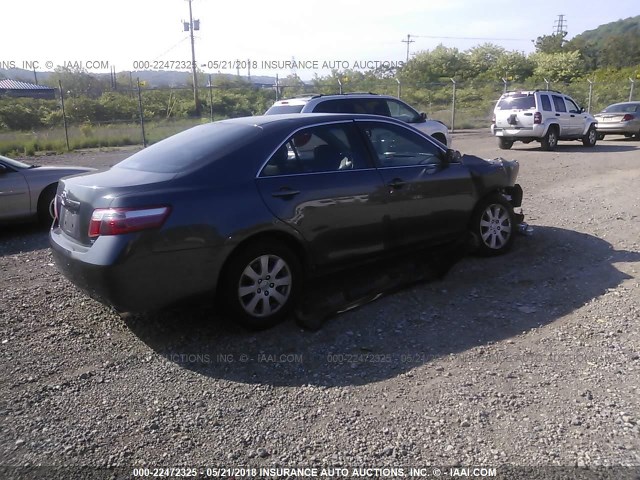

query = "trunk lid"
[56,168,176,245]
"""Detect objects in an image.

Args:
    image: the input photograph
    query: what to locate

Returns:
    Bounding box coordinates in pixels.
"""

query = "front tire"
[582,125,597,147]
[470,194,515,256]
[498,137,513,150]
[541,126,558,151]
[220,241,302,329]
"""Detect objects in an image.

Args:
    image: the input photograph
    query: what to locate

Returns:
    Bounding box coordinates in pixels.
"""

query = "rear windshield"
[115,122,261,173]
[602,103,639,113]
[265,105,305,114]
[497,94,536,110]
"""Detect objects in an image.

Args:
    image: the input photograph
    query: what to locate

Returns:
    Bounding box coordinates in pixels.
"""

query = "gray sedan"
[0,155,94,226]
[594,102,640,140]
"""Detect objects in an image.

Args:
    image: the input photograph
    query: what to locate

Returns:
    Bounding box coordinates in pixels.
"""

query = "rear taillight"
[622,114,635,122]
[88,206,171,238]
[491,115,496,124]
[533,112,542,124]
[53,195,59,220]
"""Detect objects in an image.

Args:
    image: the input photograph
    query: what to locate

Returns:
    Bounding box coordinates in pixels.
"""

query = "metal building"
[0,79,55,99]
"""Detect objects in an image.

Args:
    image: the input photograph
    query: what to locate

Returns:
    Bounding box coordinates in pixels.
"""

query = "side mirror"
[419,112,427,122]
[443,149,461,164]
[580,107,585,113]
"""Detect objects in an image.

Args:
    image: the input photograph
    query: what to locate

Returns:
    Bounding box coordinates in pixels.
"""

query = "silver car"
[0,155,94,226]
[594,102,640,140]
[265,93,452,146]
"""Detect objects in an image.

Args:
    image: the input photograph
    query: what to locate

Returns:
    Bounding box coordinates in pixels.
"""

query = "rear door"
[256,121,388,267]
[356,120,475,247]
[552,94,572,136]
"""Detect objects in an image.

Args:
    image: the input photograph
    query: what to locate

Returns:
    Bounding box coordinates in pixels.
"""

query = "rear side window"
[497,94,535,110]
[116,123,261,173]
[354,99,391,116]
[260,123,369,176]
[312,99,356,113]
[603,103,639,113]
[552,95,566,112]
[540,95,552,111]
[265,105,305,114]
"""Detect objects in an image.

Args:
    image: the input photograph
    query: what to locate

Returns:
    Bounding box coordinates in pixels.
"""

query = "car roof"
[271,92,401,106]
[219,113,407,128]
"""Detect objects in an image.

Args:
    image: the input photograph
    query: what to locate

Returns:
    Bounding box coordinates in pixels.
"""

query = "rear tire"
[582,125,597,147]
[37,184,57,228]
[470,194,515,256]
[596,133,605,141]
[220,241,302,330]
[541,127,558,151]
[498,137,513,150]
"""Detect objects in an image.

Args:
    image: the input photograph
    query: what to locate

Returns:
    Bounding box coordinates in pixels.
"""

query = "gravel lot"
[1,133,639,479]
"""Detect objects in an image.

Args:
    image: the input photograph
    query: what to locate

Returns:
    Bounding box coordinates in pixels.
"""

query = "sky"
[2,0,639,80]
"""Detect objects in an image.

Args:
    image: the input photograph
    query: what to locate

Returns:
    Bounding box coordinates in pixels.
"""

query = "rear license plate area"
[60,208,80,237]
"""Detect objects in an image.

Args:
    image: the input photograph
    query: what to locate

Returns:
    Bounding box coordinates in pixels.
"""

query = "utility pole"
[402,34,415,63]
[184,0,201,115]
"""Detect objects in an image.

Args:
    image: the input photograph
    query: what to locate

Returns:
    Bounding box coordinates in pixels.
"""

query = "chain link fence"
[0,77,636,155]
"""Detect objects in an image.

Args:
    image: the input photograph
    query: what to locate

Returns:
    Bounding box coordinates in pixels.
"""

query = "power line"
[412,34,532,42]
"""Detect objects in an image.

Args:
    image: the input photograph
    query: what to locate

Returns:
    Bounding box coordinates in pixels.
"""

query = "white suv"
[491,90,598,151]
[265,93,452,146]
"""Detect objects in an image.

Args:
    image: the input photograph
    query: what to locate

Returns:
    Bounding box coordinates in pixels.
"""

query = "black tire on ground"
[635,130,640,140]
[498,137,513,150]
[541,126,558,151]
[37,184,57,227]
[582,125,597,147]
[220,240,302,330]
[596,133,605,141]
[469,194,516,257]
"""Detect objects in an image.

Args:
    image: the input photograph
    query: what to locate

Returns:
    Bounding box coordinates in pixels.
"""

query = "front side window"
[385,100,421,123]
[358,122,443,168]
[260,123,368,176]
[552,95,567,112]
[565,98,581,114]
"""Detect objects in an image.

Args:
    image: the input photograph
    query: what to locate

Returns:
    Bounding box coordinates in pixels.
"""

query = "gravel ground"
[1,133,639,479]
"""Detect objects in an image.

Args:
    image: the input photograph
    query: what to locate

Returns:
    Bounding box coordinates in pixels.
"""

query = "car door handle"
[271,188,300,198]
[570,114,575,117]
[387,178,406,189]
[555,113,561,116]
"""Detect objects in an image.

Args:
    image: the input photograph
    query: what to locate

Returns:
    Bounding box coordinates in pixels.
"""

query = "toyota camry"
[50,114,524,329]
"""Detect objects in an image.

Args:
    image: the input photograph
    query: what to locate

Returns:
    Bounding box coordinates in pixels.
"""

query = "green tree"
[531,51,584,83]
[534,33,567,54]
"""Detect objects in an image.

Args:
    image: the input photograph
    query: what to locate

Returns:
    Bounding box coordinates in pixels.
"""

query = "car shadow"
[0,222,50,256]
[125,226,639,387]
[511,144,638,153]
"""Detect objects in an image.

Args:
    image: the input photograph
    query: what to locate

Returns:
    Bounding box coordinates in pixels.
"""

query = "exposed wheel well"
[432,132,446,145]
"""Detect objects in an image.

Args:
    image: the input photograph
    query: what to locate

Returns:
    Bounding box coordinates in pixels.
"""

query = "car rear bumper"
[491,124,544,138]
[595,122,637,134]
[50,227,221,312]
